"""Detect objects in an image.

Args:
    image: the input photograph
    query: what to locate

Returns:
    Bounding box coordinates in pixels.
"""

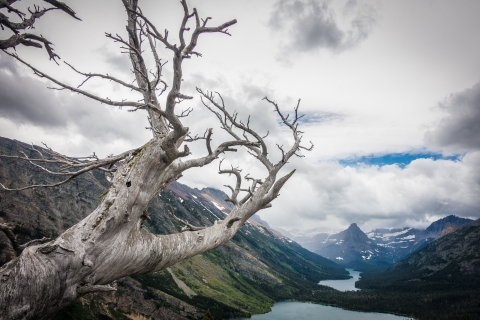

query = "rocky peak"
[440,222,459,237]
[424,215,472,238]
[343,223,370,243]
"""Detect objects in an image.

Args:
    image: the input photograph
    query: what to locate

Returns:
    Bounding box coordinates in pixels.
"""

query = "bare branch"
[144,27,168,92]
[262,169,296,206]
[178,0,195,50]
[63,61,142,92]
[0,1,80,61]
[205,128,213,155]
[127,9,176,51]
[181,139,260,171]
[4,51,146,108]
[262,97,314,168]
[168,209,205,232]
[1,6,55,31]
[43,0,81,21]
[0,145,143,191]
[197,88,272,169]
[183,15,237,57]
[218,159,242,206]
[239,174,263,205]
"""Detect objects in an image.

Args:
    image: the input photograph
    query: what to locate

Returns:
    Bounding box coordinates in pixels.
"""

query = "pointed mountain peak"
[343,223,369,242]
[347,223,360,230]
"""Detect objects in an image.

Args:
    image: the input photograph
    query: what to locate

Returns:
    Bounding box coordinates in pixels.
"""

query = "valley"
[1,136,479,320]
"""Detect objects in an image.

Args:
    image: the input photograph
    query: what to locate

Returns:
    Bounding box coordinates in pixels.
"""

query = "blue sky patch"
[339,152,462,168]
[296,111,344,124]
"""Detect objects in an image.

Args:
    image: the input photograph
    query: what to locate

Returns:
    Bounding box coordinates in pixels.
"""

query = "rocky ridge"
[290,216,474,270]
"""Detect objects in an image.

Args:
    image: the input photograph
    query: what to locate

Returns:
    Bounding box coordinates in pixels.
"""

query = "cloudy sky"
[1,0,480,233]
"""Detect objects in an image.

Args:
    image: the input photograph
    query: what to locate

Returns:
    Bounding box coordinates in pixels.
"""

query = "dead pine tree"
[0,1,314,319]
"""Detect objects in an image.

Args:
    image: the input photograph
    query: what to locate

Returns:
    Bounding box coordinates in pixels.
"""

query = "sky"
[1,0,480,233]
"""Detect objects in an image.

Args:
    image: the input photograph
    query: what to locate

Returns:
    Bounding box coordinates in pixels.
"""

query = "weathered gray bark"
[0,1,313,319]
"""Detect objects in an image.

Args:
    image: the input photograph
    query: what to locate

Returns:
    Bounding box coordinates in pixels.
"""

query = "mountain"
[422,215,473,238]
[308,223,393,269]
[0,136,348,319]
[292,216,474,270]
[307,223,480,320]
[353,223,480,319]
[359,223,480,290]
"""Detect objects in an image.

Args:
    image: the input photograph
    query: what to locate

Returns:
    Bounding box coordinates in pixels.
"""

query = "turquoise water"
[234,301,408,320]
[318,268,360,291]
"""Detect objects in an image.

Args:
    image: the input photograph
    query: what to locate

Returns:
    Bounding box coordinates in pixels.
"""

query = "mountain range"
[0,136,348,319]
[288,215,473,269]
[353,219,480,319]
[307,218,480,320]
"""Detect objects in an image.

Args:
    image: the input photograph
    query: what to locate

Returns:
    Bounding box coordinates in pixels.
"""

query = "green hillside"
[0,136,347,319]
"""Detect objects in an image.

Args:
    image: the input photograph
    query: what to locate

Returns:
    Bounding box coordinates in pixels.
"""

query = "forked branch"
[218,159,242,205]
[197,88,272,170]
[194,91,313,214]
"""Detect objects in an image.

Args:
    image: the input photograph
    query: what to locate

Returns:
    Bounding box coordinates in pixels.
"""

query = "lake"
[233,301,408,320]
[233,269,409,320]
[318,268,360,291]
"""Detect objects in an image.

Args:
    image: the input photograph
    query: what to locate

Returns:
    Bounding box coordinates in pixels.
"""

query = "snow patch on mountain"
[211,201,225,211]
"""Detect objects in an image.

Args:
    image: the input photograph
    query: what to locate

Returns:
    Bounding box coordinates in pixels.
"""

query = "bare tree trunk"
[0,135,288,319]
[0,1,313,319]
[0,140,200,318]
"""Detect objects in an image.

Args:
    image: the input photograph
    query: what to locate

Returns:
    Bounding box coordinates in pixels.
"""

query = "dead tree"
[0,1,313,319]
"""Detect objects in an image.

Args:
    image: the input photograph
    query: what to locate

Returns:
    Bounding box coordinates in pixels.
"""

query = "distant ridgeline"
[0,136,348,320]
[292,215,474,270]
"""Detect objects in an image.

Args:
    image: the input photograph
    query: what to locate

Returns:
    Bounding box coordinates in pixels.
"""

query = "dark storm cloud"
[268,0,377,56]
[0,56,70,127]
[0,54,148,146]
[425,81,480,153]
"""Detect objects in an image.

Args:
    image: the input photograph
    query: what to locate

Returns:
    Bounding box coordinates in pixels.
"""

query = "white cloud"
[262,153,480,232]
[2,0,480,234]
